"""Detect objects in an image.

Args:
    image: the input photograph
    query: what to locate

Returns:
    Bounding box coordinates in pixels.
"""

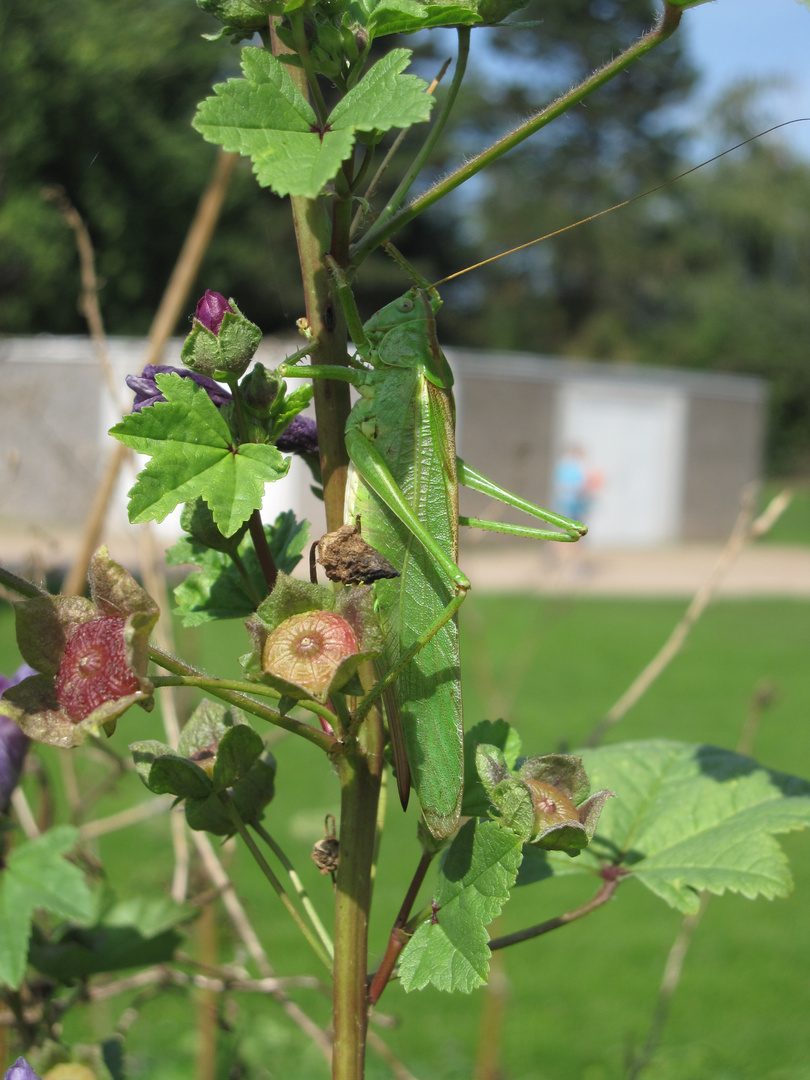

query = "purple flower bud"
[4,1059,42,1080]
[277,415,319,456]
[0,665,34,813]
[126,365,233,413]
[195,290,234,335]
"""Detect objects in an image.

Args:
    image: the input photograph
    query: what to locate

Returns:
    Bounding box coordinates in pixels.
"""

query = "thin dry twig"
[191,830,334,1062]
[78,795,174,840]
[42,186,124,414]
[56,147,238,597]
[585,484,792,747]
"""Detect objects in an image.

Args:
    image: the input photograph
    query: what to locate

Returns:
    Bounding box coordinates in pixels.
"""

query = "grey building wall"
[0,336,767,547]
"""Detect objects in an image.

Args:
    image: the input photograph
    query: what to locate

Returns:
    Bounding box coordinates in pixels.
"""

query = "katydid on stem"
[280,258,585,840]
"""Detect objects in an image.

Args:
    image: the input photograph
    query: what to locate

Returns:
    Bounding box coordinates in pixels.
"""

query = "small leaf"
[462,720,521,817]
[359,0,482,39]
[398,819,523,993]
[129,742,213,798]
[211,723,264,791]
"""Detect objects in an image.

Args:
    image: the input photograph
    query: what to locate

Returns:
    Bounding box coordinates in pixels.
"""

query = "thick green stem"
[270,22,352,535]
[332,707,385,1080]
[350,3,683,265]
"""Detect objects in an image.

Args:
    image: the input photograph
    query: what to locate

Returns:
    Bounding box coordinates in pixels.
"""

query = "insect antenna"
[431,118,810,289]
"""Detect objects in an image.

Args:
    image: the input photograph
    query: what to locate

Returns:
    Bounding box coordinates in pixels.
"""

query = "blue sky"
[682,0,810,155]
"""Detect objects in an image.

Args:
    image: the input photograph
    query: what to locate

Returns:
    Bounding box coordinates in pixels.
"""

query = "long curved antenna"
[432,119,810,288]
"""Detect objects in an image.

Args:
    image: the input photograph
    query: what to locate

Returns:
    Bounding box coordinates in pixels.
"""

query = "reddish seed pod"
[262,611,359,700]
[54,616,141,722]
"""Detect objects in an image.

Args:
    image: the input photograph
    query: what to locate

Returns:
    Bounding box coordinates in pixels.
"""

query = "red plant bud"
[54,617,141,722]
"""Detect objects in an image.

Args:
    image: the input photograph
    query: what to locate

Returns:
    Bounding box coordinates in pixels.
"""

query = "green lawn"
[757,480,810,546]
[2,595,809,1080]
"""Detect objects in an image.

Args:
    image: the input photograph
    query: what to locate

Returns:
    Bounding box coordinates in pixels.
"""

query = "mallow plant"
[1,1,809,1078]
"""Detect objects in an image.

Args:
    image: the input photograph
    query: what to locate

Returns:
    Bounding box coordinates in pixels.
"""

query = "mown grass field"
[2,593,809,1080]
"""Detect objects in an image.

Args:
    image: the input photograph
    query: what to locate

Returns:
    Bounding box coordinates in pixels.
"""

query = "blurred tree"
[0,0,301,335]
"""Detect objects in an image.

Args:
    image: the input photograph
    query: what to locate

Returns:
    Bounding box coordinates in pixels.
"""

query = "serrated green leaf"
[110,374,288,537]
[0,826,95,989]
[329,49,433,132]
[582,740,810,913]
[192,47,432,198]
[398,819,523,993]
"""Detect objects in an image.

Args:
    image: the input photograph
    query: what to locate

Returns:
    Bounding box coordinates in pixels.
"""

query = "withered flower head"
[0,548,158,748]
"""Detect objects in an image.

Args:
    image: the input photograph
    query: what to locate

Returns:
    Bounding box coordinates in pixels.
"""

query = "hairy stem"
[351,4,682,264]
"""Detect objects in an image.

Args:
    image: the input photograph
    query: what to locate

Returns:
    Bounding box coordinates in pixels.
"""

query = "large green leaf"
[110,374,288,537]
[193,47,432,198]
[581,740,810,913]
[398,819,523,993]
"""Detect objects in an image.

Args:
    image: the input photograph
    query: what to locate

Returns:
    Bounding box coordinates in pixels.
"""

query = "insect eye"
[398,299,414,313]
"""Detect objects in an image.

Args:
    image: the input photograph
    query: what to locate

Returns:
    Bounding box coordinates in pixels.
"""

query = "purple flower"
[0,665,35,813]
[277,415,319,456]
[195,290,234,335]
[126,365,233,413]
[4,1059,42,1080]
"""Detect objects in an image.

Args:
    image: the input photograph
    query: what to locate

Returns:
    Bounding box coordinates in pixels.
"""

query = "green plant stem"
[368,850,435,1006]
[149,673,336,729]
[0,564,48,599]
[288,11,330,125]
[253,820,335,961]
[218,793,334,972]
[148,646,337,752]
[229,549,264,607]
[248,508,278,594]
[270,21,352,536]
[370,27,470,234]
[487,872,619,951]
[332,704,385,1080]
[228,377,278,594]
[350,3,682,265]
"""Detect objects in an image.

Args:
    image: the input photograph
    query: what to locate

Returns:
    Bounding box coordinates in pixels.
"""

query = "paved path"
[459,539,810,597]
[2,522,808,599]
